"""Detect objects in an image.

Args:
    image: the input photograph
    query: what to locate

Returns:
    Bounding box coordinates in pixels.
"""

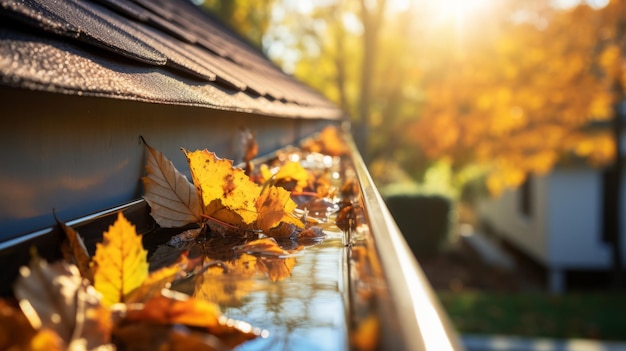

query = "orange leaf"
[92,212,149,306]
[125,291,221,329]
[233,237,298,257]
[142,141,203,228]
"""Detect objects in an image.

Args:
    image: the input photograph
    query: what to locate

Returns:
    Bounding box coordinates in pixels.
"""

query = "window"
[519,175,533,218]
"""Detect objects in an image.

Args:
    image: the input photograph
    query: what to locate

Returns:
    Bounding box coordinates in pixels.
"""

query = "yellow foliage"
[92,212,149,306]
[184,149,261,226]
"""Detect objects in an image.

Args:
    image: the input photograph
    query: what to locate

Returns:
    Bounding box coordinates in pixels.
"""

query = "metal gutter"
[348,135,466,351]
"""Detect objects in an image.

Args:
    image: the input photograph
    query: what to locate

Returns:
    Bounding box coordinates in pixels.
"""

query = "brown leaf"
[55,213,94,284]
[256,256,297,282]
[112,322,221,351]
[123,290,263,348]
[142,140,203,228]
[14,256,112,349]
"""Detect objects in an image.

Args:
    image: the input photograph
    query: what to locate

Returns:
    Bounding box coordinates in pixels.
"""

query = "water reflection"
[165,232,349,351]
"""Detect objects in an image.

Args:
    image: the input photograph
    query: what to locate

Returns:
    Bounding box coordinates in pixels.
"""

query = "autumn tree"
[406,1,622,195]
[201,0,274,49]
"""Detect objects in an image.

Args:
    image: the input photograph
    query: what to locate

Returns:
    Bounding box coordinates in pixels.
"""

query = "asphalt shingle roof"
[0,0,344,119]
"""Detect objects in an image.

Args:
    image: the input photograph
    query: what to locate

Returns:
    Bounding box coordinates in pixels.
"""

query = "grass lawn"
[437,291,626,341]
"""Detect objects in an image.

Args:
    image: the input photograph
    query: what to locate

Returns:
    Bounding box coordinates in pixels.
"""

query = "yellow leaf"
[256,186,304,232]
[125,253,189,304]
[264,161,310,192]
[92,212,149,306]
[184,149,260,226]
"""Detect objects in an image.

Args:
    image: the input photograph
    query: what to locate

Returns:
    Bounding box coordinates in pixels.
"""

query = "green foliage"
[439,291,626,340]
[384,194,453,259]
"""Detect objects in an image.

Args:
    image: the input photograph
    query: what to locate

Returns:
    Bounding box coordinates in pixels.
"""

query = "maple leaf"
[233,237,299,257]
[13,255,112,349]
[194,254,257,305]
[302,126,349,156]
[91,212,149,306]
[125,253,189,303]
[260,161,310,192]
[256,186,304,233]
[124,290,261,349]
[184,149,261,226]
[142,140,203,228]
[256,256,297,282]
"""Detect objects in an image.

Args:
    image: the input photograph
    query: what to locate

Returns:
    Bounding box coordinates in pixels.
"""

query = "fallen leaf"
[124,291,220,328]
[302,126,349,156]
[29,328,65,351]
[260,161,310,192]
[256,256,297,282]
[184,149,261,226]
[14,255,112,349]
[14,256,82,342]
[241,127,258,177]
[92,212,149,306]
[0,299,36,350]
[194,255,258,305]
[112,322,220,351]
[126,253,189,304]
[256,186,304,233]
[350,314,379,351]
[124,289,262,348]
[142,140,203,228]
[232,238,299,257]
[56,213,94,284]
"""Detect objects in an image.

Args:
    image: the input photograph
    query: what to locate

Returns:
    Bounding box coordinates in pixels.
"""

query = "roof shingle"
[0,0,344,119]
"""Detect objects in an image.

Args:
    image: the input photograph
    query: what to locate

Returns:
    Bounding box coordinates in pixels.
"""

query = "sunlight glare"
[428,0,493,19]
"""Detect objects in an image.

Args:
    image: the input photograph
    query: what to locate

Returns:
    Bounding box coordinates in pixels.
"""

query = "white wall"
[477,178,548,265]
[545,168,612,269]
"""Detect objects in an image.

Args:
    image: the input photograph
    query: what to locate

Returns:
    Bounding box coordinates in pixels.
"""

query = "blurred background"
[197,0,626,345]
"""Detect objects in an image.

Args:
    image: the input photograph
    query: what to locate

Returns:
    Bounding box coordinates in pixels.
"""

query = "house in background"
[477,159,626,293]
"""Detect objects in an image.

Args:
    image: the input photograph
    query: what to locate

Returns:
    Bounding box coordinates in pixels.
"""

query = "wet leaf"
[194,254,257,305]
[126,253,189,304]
[256,186,304,233]
[302,126,349,156]
[350,314,379,351]
[233,237,299,257]
[92,212,149,306]
[124,290,261,348]
[184,149,261,226]
[112,323,220,351]
[142,140,203,228]
[256,256,297,282]
[260,161,310,192]
[124,291,221,328]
